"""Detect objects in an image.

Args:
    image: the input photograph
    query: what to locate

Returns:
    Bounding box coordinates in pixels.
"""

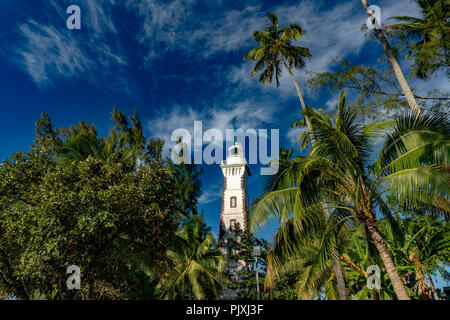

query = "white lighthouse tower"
[218,142,251,282]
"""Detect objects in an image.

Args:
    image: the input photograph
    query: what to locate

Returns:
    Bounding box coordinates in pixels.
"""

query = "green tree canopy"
[0,109,178,300]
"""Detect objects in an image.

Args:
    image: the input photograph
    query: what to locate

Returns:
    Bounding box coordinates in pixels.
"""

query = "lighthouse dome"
[225,142,246,165]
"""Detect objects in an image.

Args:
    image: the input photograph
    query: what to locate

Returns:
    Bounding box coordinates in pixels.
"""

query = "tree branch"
[340,255,366,277]
[345,86,450,100]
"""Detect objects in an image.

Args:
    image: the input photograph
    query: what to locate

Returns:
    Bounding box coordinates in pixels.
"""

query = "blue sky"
[0,0,448,287]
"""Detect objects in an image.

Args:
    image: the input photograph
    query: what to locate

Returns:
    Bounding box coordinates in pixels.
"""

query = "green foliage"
[223,228,267,299]
[168,163,203,219]
[340,227,397,300]
[244,12,311,87]
[306,60,449,120]
[249,92,449,299]
[262,209,349,300]
[159,217,225,300]
[386,0,449,78]
[0,109,178,300]
[223,228,299,300]
[166,138,203,221]
[341,216,450,300]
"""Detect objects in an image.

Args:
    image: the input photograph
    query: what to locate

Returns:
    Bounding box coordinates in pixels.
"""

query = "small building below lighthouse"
[218,142,251,283]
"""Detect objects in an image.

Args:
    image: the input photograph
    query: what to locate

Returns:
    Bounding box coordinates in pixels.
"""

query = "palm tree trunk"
[280,53,347,300]
[322,203,347,300]
[332,254,347,300]
[86,282,94,300]
[428,275,440,300]
[361,0,423,118]
[365,218,411,300]
[279,55,315,142]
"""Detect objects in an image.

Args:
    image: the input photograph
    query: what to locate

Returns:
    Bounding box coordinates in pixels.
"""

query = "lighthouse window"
[230,196,237,208]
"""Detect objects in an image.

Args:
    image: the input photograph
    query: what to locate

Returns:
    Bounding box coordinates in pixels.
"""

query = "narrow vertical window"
[230,196,236,208]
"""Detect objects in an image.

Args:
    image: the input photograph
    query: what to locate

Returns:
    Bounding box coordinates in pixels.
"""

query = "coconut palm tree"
[244,12,314,136]
[360,0,423,118]
[57,132,130,163]
[160,219,225,300]
[245,12,348,300]
[250,93,449,300]
[385,0,449,79]
[263,203,351,299]
[262,94,378,300]
[260,144,351,300]
[292,108,334,152]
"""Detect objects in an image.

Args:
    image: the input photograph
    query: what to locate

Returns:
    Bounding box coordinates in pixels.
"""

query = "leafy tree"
[383,210,450,299]
[339,225,397,300]
[0,110,178,300]
[341,216,450,300]
[159,218,225,300]
[168,163,203,219]
[387,220,448,299]
[223,227,301,300]
[223,228,267,299]
[108,107,146,161]
[34,112,61,154]
[165,137,203,221]
[306,60,449,121]
[386,0,449,78]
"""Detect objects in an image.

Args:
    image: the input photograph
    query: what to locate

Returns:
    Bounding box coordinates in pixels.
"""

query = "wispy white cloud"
[17,21,89,85]
[125,0,266,62]
[198,185,222,204]
[147,98,279,151]
[222,0,429,98]
[8,0,129,89]
[5,0,446,108]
